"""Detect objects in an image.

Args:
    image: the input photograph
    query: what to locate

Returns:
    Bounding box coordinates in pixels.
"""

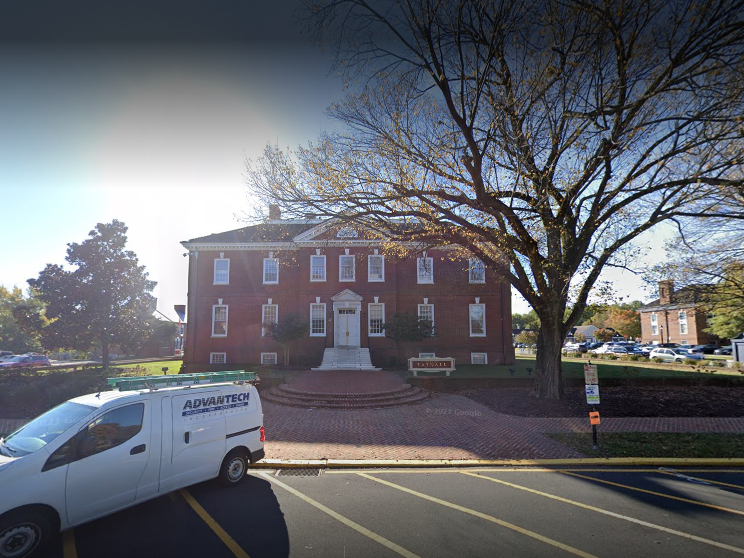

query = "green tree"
[384,312,435,344]
[262,313,310,367]
[515,330,538,347]
[512,311,540,331]
[28,221,156,367]
[0,286,47,353]
[706,263,744,339]
[594,328,615,342]
[246,0,744,399]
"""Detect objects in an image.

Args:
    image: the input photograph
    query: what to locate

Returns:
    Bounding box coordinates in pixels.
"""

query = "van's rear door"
[160,389,226,493]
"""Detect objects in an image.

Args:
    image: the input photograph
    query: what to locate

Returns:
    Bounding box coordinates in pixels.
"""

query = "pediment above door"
[331,289,364,302]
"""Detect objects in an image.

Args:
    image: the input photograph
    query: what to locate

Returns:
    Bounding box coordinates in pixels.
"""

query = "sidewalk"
[3,393,742,461]
[261,393,744,461]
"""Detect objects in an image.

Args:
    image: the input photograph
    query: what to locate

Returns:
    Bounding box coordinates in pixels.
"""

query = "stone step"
[274,383,417,400]
[261,387,430,409]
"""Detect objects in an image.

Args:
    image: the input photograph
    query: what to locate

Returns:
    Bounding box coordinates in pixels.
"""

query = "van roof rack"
[107,371,257,392]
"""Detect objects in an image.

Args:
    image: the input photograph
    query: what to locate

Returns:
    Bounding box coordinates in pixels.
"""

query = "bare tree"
[246,0,744,398]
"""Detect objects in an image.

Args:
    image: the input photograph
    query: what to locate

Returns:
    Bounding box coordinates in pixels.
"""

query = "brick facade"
[639,281,717,345]
[182,221,515,368]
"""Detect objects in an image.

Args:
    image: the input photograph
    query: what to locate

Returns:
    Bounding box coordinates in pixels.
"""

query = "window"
[212,305,228,337]
[214,258,230,285]
[340,255,355,281]
[310,303,326,336]
[471,353,488,365]
[679,311,688,335]
[263,258,278,284]
[469,304,486,336]
[650,313,659,336]
[417,257,433,284]
[368,303,385,336]
[418,304,434,334]
[262,304,278,337]
[469,258,485,284]
[75,404,144,460]
[210,352,226,364]
[261,353,277,365]
[419,352,436,358]
[368,255,385,282]
[310,255,326,282]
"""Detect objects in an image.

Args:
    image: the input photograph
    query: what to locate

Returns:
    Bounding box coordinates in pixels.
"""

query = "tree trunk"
[534,320,564,400]
[101,338,110,368]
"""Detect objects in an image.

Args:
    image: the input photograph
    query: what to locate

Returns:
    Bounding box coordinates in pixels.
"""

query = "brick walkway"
[3,395,743,461]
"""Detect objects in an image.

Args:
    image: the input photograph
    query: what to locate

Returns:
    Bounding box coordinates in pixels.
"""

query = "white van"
[0,371,264,558]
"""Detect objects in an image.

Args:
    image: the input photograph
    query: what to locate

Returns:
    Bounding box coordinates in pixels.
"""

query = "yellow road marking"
[559,471,744,516]
[62,530,77,558]
[257,472,421,558]
[327,468,744,474]
[657,470,744,491]
[461,471,744,555]
[357,473,598,558]
[180,489,251,558]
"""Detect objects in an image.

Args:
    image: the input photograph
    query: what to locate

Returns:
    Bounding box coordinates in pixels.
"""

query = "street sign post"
[585,384,600,404]
[584,363,600,449]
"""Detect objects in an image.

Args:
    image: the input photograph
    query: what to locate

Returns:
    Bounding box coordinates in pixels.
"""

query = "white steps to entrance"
[312,347,381,371]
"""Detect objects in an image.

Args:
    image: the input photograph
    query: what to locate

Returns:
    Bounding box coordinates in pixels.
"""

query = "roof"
[184,223,316,244]
[639,285,710,312]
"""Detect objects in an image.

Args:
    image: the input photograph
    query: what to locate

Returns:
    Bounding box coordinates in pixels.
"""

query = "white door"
[336,308,360,347]
[65,403,150,525]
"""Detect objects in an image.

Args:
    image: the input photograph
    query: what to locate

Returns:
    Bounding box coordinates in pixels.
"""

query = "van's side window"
[76,403,144,460]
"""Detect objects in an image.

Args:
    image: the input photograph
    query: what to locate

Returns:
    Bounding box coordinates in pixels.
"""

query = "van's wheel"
[219,450,248,486]
[0,510,53,558]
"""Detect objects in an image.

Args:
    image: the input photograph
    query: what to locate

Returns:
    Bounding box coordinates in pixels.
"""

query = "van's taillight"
[260,426,265,442]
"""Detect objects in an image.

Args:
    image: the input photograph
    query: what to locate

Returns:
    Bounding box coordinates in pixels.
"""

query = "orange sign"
[589,412,600,425]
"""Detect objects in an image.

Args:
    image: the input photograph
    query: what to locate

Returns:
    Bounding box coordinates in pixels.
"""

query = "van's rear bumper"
[251,448,266,463]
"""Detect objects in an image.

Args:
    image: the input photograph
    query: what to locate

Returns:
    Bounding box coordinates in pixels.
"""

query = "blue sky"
[0,1,662,320]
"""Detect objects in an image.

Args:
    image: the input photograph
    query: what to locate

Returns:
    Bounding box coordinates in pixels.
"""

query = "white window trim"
[310,255,327,282]
[211,305,228,337]
[210,352,226,364]
[650,313,659,336]
[419,352,436,358]
[339,254,356,282]
[263,258,279,284]
[310,303,327,337]
[469,303,486,337]
[418,303,435,330]
[261,352,278,365]
[468,258,486,284]
[262,304,278,337]
[368,255,385,282]
[471,352,488,364]
[368,302,385,337]
[213,258,230,285]
[417,257,434,284]
[679,310,688,335]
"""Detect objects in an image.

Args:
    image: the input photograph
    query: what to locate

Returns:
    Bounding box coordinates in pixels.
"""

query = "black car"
[689,344,720,354]
[713,346,732,355]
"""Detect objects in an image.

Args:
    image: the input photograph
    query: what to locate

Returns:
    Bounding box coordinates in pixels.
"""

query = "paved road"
[40,467,744,558]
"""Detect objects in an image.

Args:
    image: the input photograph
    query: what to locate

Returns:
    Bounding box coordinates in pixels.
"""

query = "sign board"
[407,357,455,377]
[585,384,600,405]
[589,411,600,425]
[583,364,598,385]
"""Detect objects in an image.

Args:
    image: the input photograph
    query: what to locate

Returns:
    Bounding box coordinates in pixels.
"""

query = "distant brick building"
[638,280,718,345]
[181,215,515,368]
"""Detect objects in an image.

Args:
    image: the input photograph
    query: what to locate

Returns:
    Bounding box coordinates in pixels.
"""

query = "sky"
[0,1,665,321]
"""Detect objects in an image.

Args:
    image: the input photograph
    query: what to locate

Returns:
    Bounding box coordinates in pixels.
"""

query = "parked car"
[713,346,732,355]
[0,355,51,369]
[0,354,19,363]
[590,344,628,355]
[689,344,720,354]
[649,348,704,363]
[562,342,588,353]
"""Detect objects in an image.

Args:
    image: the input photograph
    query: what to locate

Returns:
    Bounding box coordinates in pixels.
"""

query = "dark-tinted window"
[76,403,144,459]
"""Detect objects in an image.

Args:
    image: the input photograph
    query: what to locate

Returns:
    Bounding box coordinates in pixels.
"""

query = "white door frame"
[331,289,363,348]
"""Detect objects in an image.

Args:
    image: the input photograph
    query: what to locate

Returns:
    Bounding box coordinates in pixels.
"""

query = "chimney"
[268,204,281,220]
[658,280,674,305]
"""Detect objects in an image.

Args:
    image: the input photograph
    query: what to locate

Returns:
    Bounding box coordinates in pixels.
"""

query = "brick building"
[638,280,717,345]
[181,216,514,369]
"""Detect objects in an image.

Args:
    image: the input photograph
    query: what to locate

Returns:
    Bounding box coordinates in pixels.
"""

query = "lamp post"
[659,324,665,344]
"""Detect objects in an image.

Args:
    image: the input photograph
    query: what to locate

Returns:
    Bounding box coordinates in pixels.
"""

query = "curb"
[250,458,744,469]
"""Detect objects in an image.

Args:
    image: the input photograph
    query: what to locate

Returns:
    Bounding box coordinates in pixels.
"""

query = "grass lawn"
[548,432,744,458]
[106,360,183,377]
[405,354,743,380]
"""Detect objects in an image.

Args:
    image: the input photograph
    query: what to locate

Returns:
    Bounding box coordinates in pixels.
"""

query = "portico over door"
[331,289,364,348]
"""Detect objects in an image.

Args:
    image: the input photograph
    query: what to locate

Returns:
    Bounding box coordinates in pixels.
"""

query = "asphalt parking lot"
[40,467,744,558]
